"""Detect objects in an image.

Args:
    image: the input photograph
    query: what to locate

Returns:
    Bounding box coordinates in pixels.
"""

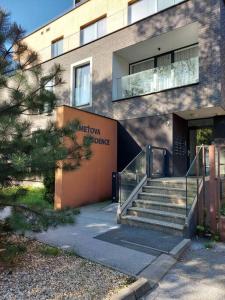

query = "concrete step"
[138,192,187,205]
[121,215,184,236]
[147,179,197,190]
[142,185,195,197]
[127,207,186,225]
[133,199,187,215]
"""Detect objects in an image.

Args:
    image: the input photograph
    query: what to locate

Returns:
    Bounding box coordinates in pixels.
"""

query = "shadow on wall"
[117,122,142,172]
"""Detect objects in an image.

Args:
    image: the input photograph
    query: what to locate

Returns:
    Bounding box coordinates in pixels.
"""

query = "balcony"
[114,57,199,100]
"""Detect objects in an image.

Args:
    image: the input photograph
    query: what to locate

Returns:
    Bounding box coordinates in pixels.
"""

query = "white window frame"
[80,17,107,46]
[70,57,93,108]
[128,0,184,25]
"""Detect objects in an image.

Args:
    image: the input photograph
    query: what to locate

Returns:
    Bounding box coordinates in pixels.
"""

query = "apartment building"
[23,0,225,175]
[22,0,225,236]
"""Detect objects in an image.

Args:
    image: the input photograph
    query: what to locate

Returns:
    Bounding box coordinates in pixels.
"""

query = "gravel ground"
[0,235,133,300]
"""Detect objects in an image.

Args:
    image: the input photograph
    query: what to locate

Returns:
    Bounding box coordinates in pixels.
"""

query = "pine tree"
[0,9,92,232]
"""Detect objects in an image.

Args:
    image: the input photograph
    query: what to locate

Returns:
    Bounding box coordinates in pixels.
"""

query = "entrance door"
[188,127,213,167]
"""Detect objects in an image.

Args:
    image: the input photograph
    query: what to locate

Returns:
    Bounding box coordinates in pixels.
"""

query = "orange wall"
[55,106,117,209]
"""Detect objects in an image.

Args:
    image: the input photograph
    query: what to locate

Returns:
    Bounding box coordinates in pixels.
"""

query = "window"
[73,63,91,107]
[51,37,63,58]
[128,0,183,24]
[130,45,198,75]
[41,78,55,113]
[80,17,107,45]
[128,0,157,24]
[44,79,55,92]
[157,0,174,11]
[130,58,154,74]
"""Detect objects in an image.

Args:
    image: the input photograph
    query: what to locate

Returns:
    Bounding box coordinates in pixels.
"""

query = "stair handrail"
[117,144,169,221]
[185,145,204,217]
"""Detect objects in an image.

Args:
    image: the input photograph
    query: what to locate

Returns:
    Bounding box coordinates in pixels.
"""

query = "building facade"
[23,0,225,176]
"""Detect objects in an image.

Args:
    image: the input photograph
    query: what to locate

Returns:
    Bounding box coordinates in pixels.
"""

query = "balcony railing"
[114,57,199,100]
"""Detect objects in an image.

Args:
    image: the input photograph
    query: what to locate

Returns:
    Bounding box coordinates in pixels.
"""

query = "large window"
[115,44,199,100]
[72,63,91,107]
[128,0,183,24]
[130,45,198,75]
[80,17,107,45]
[51,37,63,58]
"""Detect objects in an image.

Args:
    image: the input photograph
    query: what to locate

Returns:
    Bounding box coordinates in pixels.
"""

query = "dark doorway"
[188,119,214,167]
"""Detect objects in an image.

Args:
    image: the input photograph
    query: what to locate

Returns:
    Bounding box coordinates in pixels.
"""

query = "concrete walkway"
[30,202,157,275]
[144,241,225,300]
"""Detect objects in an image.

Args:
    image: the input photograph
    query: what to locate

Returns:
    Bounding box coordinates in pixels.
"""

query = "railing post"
[112,172,119,203]
[146,145,152,178]
[209,145,218,234]
[185,175,188,217]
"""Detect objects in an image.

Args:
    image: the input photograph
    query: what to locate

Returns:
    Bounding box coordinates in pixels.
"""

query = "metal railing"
[185,145,210,218]
[117,145,168,209]
[114,57,199,100]
[118,149,147,207]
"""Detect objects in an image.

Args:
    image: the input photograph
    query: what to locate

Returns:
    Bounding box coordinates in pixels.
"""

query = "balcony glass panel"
[115,57,199,100]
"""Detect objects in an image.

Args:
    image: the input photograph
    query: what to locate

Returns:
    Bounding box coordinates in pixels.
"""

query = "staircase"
[120,177,197,236]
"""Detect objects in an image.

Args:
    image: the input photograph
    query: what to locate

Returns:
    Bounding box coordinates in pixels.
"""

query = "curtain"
[75,64,91,106]
[130,58,154,74]
[174,45,199,86]
[157,53,172,90]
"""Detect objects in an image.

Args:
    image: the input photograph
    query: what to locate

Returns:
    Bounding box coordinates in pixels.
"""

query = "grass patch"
[39,245,61,256]
[1,186,51,210]
[1,186,80,233]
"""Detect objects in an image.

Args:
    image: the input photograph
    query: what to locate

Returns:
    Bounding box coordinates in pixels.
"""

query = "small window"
[73,63,91,107]
[51,37,63,58]
[80,17,107,45]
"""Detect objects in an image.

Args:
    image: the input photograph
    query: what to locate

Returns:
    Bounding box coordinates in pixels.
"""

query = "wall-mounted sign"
[78,124,110,145]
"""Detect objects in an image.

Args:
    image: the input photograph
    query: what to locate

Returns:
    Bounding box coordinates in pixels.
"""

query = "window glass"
[130,58,154,74]
[128,0,157,24]
[157,0,175,11]
[51,38,63,58]
[157,53,171,67]
[44,79,54,92]
[174,45,199,62]
[81,17,107,45]
[97,18,107,38]
[74,64,91,107]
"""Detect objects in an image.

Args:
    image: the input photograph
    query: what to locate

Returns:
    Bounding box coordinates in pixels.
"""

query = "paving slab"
[29,202,156,275]
[143,240,225,300]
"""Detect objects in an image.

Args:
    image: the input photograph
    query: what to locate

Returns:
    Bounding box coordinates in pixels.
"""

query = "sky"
[0,0,73,35]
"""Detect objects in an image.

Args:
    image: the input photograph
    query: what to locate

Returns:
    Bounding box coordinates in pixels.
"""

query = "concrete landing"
[29,202,190,277]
